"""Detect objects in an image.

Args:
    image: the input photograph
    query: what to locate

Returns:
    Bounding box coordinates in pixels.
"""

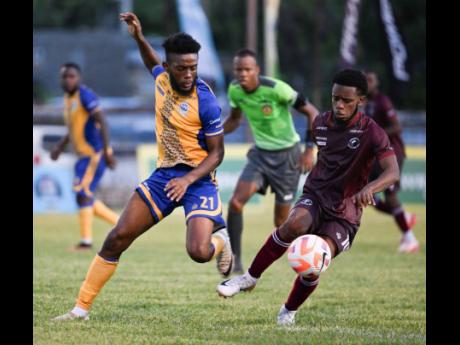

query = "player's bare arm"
[119,12,161,71]
[384,115,403,136]
[295,102,320,173]
[164,134,225,202]
[223,107,243,134]
[50,133,70,161]
[92,110,116,169]
[352,154,399,208]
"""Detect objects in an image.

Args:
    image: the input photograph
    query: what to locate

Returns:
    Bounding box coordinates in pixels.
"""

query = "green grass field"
[33,197,425,345]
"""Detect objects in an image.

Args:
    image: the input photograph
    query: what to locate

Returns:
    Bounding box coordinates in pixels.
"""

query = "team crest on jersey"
[262,104,273,115]
[179,102,189,116]
[300,198,313,206]
[348,137,360,149]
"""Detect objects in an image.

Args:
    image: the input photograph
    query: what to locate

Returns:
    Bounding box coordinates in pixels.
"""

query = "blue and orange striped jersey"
[63,85,103,157]
[152,65,223,168]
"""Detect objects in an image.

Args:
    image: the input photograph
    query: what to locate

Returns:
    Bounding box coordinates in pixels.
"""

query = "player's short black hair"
[235,48,258,61]
[61,62,81,73]
[162,32,201,61]
[332,69,368,96]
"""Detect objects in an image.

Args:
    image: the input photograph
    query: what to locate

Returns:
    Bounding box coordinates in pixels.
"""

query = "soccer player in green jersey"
[223,49,319,273]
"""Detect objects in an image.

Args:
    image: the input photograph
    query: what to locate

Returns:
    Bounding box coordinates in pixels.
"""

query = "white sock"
[244,270,258,282]
[81,238,92,245]
[402,230,417,242]
[71,306,89,317]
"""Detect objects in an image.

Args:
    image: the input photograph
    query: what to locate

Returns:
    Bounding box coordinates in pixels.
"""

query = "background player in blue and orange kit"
[217,70,400,325]
[51,63,119,250]
[364,71,419,253]
[53,12,233,321]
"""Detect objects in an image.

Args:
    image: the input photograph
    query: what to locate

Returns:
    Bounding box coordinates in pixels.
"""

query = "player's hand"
[50,146,61,161]
[104,150,117,170]
[299,148,314,174]
[119,12,143,39]
[164,176,192,202]
[351,186,376,208]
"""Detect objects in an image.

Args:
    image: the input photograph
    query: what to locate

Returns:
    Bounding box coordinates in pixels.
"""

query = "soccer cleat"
[216,271,258,298]
[405,212,417,229]
[70,242,93,252]
[277,305,297,326]
[52,311,89,321]
[398,231,420,253]
[214,229,234,277]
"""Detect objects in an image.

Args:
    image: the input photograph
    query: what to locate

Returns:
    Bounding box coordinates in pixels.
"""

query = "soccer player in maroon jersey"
[217,69,400,325]
[364,71,419,253]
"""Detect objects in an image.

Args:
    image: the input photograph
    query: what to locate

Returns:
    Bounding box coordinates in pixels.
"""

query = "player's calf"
[99,225,137,260]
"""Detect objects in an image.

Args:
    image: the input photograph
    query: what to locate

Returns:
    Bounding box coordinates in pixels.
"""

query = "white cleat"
[216,271,258,298]
[398,230,420,253]
[277,305,297,326]
[214,228,234,277]
[52,311,89,321]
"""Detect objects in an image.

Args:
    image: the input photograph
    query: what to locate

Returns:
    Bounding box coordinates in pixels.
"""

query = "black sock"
[227,210,243,264]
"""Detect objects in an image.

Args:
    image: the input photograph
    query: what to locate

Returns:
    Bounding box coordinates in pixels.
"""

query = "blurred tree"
[33,0,425,109]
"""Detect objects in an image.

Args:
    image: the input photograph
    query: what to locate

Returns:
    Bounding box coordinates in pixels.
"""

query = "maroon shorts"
[292,193,359,256]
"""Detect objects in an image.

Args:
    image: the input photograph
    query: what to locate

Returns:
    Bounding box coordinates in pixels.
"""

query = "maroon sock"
[375,198,393,215]
[285,275,319,311]
[248,228,291,279]
[393,207,410,233]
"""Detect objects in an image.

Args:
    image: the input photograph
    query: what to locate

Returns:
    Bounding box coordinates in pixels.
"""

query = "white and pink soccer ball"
[287,235,332,278]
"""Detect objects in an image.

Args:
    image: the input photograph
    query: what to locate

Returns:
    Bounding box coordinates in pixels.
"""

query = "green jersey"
[228,76,301,150]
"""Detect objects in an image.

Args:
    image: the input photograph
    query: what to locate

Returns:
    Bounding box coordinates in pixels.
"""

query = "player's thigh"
[185,217,215,255]
[100,192,155,257]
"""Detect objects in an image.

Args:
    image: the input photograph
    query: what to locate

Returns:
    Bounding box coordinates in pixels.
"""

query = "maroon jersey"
[364,92,405,159]
[304,111,395,225]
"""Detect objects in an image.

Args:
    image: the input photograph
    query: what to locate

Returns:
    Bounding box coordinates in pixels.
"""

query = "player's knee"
[100,226,131,257]
[229,196,244,213]
[186,243,212,263]
[279,217,308,242]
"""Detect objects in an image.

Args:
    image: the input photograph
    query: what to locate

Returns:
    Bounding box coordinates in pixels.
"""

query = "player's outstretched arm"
[223,108,243,134]
[50,133,70,161]
[92,110,116,169]
[164,134,224,202]
[352,155,400,208]
[119,12,161,71]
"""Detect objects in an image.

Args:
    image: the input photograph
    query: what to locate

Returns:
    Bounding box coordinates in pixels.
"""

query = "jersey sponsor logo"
[300,198,313,206]
[262,104,273,115]
[349,129,363,134]
[316,126,328,130]
[179,102,189,116]
[348,137,360,149]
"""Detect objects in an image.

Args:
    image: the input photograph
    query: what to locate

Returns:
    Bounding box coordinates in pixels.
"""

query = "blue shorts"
[73,153,106,206]
[136,164,226,229]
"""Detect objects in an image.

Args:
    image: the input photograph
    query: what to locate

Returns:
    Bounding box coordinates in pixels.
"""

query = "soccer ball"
[287,234,332,278]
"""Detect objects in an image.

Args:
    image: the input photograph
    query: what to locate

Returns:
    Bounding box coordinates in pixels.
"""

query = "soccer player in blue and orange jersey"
[53,12,232,321]
[51,63,119,251]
